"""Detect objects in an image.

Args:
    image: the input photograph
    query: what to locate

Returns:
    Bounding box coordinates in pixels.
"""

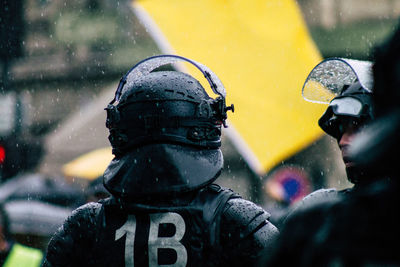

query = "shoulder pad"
[299,188,339,209]
[284,188,340,223]
[70,202,102,216]
[222,198,271,239]
[219,198,278,266]
[205,184,240,197]
[44,202,104,266]
[198,184,239,246]
[67,202,103,225]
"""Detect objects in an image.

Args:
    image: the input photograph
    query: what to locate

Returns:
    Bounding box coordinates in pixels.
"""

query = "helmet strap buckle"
[211,97,234,128]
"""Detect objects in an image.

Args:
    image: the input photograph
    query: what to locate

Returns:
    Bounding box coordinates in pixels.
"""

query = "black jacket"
[44,184,278,267]
[262,179,400,266]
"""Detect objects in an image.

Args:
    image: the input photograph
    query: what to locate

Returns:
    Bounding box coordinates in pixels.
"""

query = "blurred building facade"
[299,0,400,28]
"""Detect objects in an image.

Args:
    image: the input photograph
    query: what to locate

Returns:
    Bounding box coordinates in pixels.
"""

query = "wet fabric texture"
[43,184,278,267]
[261,179,400,266]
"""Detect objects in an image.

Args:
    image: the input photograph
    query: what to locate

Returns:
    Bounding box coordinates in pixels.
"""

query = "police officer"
[282,58,375,219]
[43,55,278,267]
[263,25,400,267]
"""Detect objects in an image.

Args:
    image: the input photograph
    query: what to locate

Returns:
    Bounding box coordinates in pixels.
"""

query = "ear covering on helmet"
[103,55,234,199]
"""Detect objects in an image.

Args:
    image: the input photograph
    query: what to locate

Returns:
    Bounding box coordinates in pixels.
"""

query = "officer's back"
[44,55,278,267]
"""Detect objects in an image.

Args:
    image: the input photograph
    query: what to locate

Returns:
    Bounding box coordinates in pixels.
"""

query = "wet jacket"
[272,187,351,230]
[43,184,278,267]
[262,179,400,266]
[283,188,348,223]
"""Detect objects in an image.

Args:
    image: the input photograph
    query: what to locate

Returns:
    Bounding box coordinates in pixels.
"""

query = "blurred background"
[0,0,399,251]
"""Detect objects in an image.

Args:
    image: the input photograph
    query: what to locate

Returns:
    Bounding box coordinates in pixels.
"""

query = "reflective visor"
[302,58,373,104]
[330,97,363,117]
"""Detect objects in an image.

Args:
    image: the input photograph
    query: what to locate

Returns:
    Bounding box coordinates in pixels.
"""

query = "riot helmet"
[302,58,374,140]
[103,55,234,199]
[303,58,375,184]
[318,81,374,140]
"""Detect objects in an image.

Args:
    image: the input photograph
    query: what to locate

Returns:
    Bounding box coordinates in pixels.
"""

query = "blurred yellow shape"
[62,147,114,180]
[133,0,325,174]
[303,80,337,104]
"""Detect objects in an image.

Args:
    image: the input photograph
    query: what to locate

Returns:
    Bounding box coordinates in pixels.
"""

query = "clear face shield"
[302,58,374,140]
[302,58,373,104]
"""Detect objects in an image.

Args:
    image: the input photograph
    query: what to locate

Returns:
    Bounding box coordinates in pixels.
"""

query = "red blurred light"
[0,146,5,164]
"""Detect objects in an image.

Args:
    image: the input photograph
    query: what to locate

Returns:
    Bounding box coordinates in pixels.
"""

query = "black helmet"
[302,58,374,140]
[103,55,234,199]
[318,81,374,139]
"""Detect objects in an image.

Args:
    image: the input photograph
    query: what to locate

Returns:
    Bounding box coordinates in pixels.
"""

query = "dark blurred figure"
[262,24,400,266]
[0,0,24,62]
[44,55,278,267]
[0,0,24,90]
[0,203,43,266]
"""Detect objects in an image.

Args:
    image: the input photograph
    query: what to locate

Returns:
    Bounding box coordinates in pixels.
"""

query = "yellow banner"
[62,147,113,180]
[133,0,325,174]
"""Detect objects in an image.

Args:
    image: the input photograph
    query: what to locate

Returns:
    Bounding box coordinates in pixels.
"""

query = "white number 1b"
[115,212,188,267]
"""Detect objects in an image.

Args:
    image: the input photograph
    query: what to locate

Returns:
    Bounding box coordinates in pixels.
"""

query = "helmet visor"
[302,58,373,104]
[115,55,226,102]
[330,97,363,117]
